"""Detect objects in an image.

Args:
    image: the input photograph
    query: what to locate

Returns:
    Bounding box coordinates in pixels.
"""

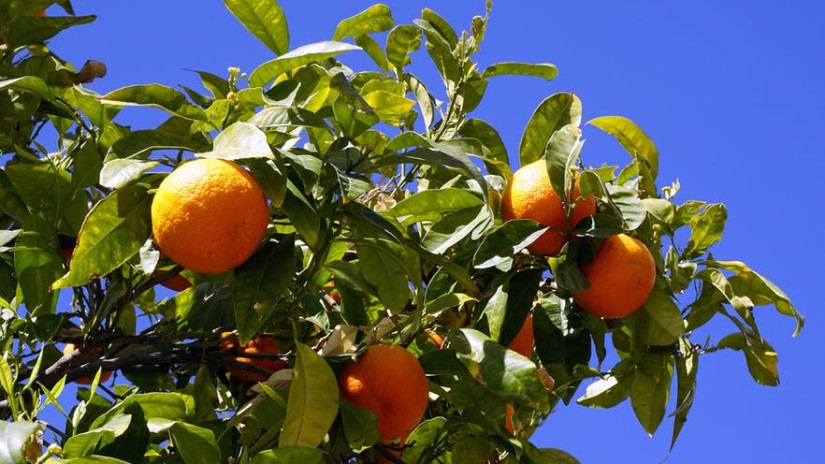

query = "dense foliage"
[0,1,803,463]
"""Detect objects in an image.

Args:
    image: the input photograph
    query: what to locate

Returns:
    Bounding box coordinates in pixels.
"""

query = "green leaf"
[400,418,447,464]
[495,270,541,348]
[588,115,659,180]
[670,338,698,449]
[0,421,42,464]
[96,403,149,463]
[483,62,558,81]
[233,235,296,344]
[169,422,221,464]
[386,188,483,227]
[246,158,288,208]
[339,398,380,449]
[386,25,422,74]
[473,220,546,270]
[101,84,207,121]
[4,14,95,48]
[249,41,361,88]
[452,329,550,411]
[684,203,726,258]
[333,4,393,40]
[64,415,131,458]
[224,0,289,55]
[5,161,77,227]
[606,184,646,231]
[249,447,324,464]
[280,342,339,448]
[534,295,592,402]
[62,457,132,464]
[282,180,320,249]
[99,159,159,189]
[421,8,458,48]
[525,444,581,464]
[545,124,583,200]
[718,331,780,386]
[577,373,631,409]
[458,119,510,178]
[630,358,673,436]
[90,393,194,431]
[421,206,492,255]
[108,122,210,160]
[14,216,61,315]
[519,93,582,166]
[357,241,413,312]
[199,121,275,160]
[52,185,151,289]
[626,284,686,346]
[362,90,415,126]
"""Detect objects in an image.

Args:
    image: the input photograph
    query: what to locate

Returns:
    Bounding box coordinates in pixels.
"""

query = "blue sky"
[49,1,824,462]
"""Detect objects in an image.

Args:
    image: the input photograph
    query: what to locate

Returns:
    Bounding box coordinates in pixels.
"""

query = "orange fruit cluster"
[151,158,269,275]
[501,160,596,255]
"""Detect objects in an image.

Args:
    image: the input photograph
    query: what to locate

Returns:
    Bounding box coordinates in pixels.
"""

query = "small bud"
[228,67,241,78]
[47,443,63,456]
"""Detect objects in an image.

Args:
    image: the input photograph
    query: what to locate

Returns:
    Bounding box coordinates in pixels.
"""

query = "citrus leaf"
[357,241,413,312]
[249,447,324,464]
[519,93,582,166]
[246,157,288,209]
[52,185,151,289]
[282,180,320,249]
[280,342,339,448]
[99,159,159,189]
[363,90,415,126]
[473,220,546,270]
[62,457,132,463]
[249,41,361,88]
[684,203,726,258]
[493,269,541,348]
[89,392,194,431]
[534,295,592,403]
[4,14,95,48]
[101,84,207,121]
[577,373,632,409]
[339,398,380,449]
[421,206,492,255]
[606,184,646,231]
[0,421,42,464]
[458,119,510,179]
[14,215,61,315]
[421,8,458,47]
[545,124,583,199]
[670,338,698,449]
[401,418,447,464]
[224,0,289,55]
[233,234,296,344]
[452,329,550,411]
[333,4,393,40]
[525,444,581,464]
[169,422,220,464]
[483,62,558,81]
[248,105,330,130]
[385,188,483,227]
[386,25,422,74]
[588,115,659,180]
[64,415,131,458]
[199,122,275,160]
[5,161,76,226]
[108,122,210,159]
[626,284,685,346]
[630,360,673,437]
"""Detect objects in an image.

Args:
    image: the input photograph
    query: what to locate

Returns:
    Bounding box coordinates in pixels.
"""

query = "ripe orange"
[572,234,656,319]
[501,160,596,255]
[507,313,534,358]
[151,158,269,274]
[339,344,429,444]
[424,329,445,348]
[153,269,192,292]
[62,343,112,385]
[219,332,287,383]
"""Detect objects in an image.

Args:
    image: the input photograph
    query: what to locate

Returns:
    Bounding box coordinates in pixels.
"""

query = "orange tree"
[0,1,804,463]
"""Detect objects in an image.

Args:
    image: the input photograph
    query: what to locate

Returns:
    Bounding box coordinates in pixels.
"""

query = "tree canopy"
[0,1,803,463]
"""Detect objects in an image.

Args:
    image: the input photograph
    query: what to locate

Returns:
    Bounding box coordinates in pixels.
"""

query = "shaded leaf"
[169,422,220,464]
[473,220,546,270]
[280,342,339,448]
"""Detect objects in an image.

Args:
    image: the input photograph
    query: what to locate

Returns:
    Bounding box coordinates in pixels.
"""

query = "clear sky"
[48,1,825,462]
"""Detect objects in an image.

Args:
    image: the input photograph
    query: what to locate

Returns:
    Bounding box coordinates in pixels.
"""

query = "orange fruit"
[151,159,269,274]
[507,313,534,358]
[339,344,429,444]
[501,160,596,255]
[63,343,112,385]
[424,329,445,348]
[572,234,656,319]
[504,403,521,435]
[219,332,287,383]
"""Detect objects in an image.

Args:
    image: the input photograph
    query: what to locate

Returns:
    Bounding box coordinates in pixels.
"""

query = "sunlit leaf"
[225,0,289,55]
[589,115,659,180]
[386,25,422,74]
[483,62,558,81]
[249,447,324,464]
[249,41,361,88]
[169,422,220,464]
[101,84,207,121]
[519,93,582,166]
[198,121,275,160]
[333,4,393,40]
